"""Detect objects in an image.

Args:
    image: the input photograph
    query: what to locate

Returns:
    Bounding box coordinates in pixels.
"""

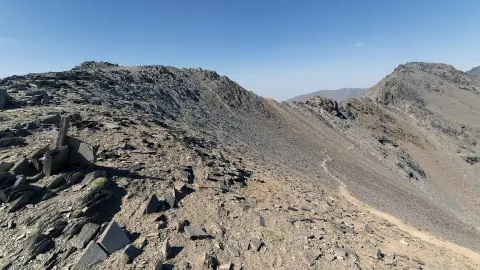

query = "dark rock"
[177,220,190,233]
[0,261,12,270]
[73,222,100,249]
[0,137,25,149]
[249,238,263,251]
[154,261,165,270]
[184,226,210,240]
[12,175,26,190]
[286,217,312,224]
[43,145,69,176]
[7,193,30,212]
[143,194,161,215]
[9,157,30,175]
[202,253,220,269]
[65,136,97,166]
[123,244,141,264]
[25,122,39,130]
[40,114,61,125]
[0,88,17,110]
[13,129,30,137]
[31,145,50,171]
[25,233,54,260]
[72,241,108,270]
[259,215,265,227]
[96,220,130,254]
[376,249,385,260]
[0,161,13,172]
[0,130,13,138]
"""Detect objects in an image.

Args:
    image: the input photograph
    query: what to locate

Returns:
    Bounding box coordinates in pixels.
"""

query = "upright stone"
[96,220,130,254]
[162,237,172,259]
[72,241,108,270]
[51,116,70,148]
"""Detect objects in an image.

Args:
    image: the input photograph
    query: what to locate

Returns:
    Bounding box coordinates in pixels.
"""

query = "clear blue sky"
[1,1,479,100]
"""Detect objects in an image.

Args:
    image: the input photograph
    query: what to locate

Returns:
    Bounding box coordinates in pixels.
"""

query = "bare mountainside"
[467,66,480,77]
[0,61,479,269]
[288,88,365,102]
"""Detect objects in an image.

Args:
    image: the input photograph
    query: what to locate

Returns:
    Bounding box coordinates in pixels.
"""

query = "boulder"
[184,226,210,240]
[72,241,108,270]
[249,238,263,251]
[123,244,141,264]
[73,223,100,249]
[96,220,130,254]
[0,137,25,149]
[43,145,69,176]
[9,157,30,175]
[0,88,17,110]
[0,161,14,172]
[7,193,30,213]
[143,194,161,215]
[65,136,97,166]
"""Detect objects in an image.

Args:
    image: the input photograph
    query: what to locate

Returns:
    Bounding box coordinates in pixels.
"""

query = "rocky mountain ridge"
[0,61,479,269]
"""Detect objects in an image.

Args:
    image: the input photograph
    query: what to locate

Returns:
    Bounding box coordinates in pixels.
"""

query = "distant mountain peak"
[288,88,365,102]
[467,66,480,77]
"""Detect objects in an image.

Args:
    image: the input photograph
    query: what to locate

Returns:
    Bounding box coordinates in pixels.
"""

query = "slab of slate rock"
[96,220,130,254]
[72,241,108,270]
[73,222,100,249]
[66,136,97,166]
[249,238,263,251]
[43,145,69,176]
[184,226,210,240]
[143,194,161,215]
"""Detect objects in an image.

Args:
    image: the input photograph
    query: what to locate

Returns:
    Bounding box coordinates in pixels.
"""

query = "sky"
[1,1,479,100]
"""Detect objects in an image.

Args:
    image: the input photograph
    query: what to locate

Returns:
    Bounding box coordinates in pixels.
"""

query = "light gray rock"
[249,238,263,251]
[96,220,130,254]
[72,241,108,270]
[184,226,210,240]
[162,237,172,259]
[300,250,321,266]
[73,223,100,249]
[65,136,97,166]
